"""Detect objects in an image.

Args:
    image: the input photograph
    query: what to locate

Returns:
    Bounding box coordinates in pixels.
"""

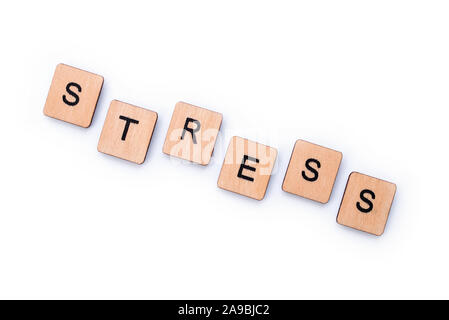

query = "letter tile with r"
[162,101,223,165]
[43,63,104,127]
[337,172,396,236]
[218,136,277,200]
[97,100,158,164]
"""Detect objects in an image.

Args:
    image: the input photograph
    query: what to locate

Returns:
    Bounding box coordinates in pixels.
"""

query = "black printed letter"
[181,118,201,144]
[62,82,82,106]
[356,189,375,213]
[301,158,321,182]
[237,155,260,182]
[119,116,139,141]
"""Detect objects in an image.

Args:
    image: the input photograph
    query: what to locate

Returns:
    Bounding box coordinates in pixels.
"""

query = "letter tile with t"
[337,172,396,236]
[218,136,277,200]
[282,140,342,203]
[162,101,223,165]
[97,100,158,164]
[43,63,104,128]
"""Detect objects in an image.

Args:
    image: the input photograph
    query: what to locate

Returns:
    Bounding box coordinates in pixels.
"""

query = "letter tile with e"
[97,100,158,164]
[43,63,104,128]
[162,101,223,165]
[337,172,396,236]
[218,136,277,200]
[282,140,342,203]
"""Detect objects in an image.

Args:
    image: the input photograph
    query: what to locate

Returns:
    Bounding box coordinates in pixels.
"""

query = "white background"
[1,0,448,299]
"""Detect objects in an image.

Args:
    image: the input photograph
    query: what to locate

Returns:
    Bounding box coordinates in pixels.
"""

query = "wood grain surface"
[43,63,103,128]
[337,172,396,236]
[162,101,222,165]
[97,100,158,164]
[218,136,277,200]
[282,140,342,203]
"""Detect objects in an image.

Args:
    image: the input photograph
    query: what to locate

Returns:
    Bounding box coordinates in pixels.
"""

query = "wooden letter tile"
[162,102,222,165]
[337,172,396,236]
[97,100,158,164]
[43,63,104,128]
[218,136,277,200]
[282,140,342,203]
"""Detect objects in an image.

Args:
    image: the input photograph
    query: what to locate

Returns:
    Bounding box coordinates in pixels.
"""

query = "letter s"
[356,189,375,213]
[302,158,321,182]
[62,82,82,106]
